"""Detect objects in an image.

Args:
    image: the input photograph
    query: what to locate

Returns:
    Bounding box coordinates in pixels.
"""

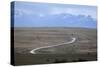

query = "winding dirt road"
[30,37,76,54]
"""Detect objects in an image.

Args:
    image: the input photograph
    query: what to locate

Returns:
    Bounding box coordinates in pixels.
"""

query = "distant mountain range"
[14,13,97,28]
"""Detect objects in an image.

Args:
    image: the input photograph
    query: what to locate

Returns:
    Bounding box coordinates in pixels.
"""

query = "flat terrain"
[14,27,97,65]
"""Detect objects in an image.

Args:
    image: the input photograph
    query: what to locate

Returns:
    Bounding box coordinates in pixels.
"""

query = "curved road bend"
[30,37,76,54]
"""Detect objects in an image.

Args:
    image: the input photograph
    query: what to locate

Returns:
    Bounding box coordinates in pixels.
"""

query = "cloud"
[15,8,47,18]
[49,7,75,15]
[15,8,34,17]
[48,7,96,19]
[38,13,46,17]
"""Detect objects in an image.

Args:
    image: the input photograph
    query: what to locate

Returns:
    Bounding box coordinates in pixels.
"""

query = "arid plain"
[14,27,97,65]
